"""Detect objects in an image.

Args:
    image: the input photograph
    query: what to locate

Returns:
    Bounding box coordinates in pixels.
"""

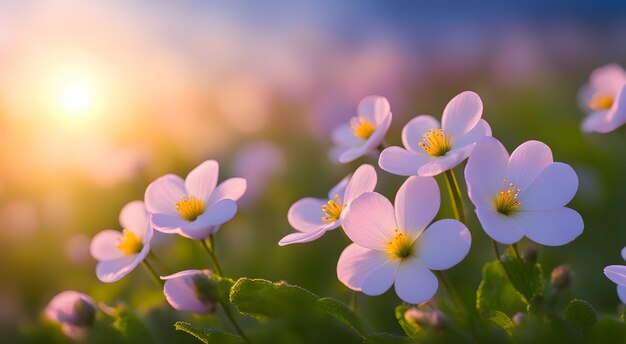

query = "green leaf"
[174,321,245,344]
[215,276,235,301]
[394,305,422,340]
[316,297,368,337]
[363,333,413,344]
[587,318,626,344]
[500,250,543,302]
[110,307,153,344]
[476,261,527,316]
[564,299,597,331]
[486,310,515,336]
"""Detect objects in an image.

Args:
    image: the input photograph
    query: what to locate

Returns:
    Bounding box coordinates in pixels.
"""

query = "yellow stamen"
[588,93,614,111]
[386,229,414,260]
[322,194,345,223]
[116,230,143,256]
[495,179,522,215]
[351,117,377,140]
[418,128,452,157]
[176,196,205,222]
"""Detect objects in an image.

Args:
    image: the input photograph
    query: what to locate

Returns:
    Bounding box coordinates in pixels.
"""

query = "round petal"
[441,91,483,137]
[605,265,626,286]
[145,174,187,216]
[185,160,219,203]
[621,246,626,262]
[177,199,238,240]
[342,192,397,250]
[521,163,578,211]
[151,213,188,234]
[278,226,334,246]
[287,197,326,232]
[332,123,361,148]
[418,219,471,270]
[343,164,377,204]
[589,63,626,94]
[517,208,583,246]
[162,270,214,314]
[581,109,611,133]
[618,285,626,304]
[119,200,149,237]
[601,85,626,133]
[361,260,399,296]
[90,230,124,261]
[379,147,432,177]
[505,140,553,191]
[401,115,440,152]
[207,178,247,206]
[338,144,371,164]
[465,136,509,209]
[417,150,466,177]
[328,175,350,201]
[46,291,95,324]
[394,176,440,238]
[358,95,391,124]
[453,119,492,148]
[95,255,142,283]
[337,244,396,293]
[339,113,392,163]
[475,207,524,245]
[394,258,438,304]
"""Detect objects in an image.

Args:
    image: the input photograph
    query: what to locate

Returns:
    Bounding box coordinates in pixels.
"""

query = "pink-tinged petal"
[177,199,237,240]
[621,246,626,261]
[45,291,95,325]
[453,119,492,148]
[145,174,186,216]
[605,265,626,286]
[119,201,149,237]
[96,255,141,283]
[417,150,465,176]
[522,163,578,211]
[278,226,334,246]
[163,270,214,314]
[361,259,399,296]
[379,147,432,177]
[465,136,509,209]
[141,226,154,246]
[337,244,395,292]
[418,219,471,270]
[90,230,124,261]
[332,123,361,147]
[185,160,219,203]
[475,207,524,245]
[517,208,583,246]
[339,113,392,163]
[358,95,391,124]
[441,91,483,137]
[207,178,247,206]
[402,115,440,152]
[328,175,350,201]
[589,63,626,95]
[287,198,326,232]
[395,176,440,238]
[343,164,377,204]
[151,213,188,234]
[342,192,397,250]
[394,258,438,304]
[601,85,626,133]
[582,110,611,133]
[618,285,626,304]
[505,140,553,191]
[338,144,371,164]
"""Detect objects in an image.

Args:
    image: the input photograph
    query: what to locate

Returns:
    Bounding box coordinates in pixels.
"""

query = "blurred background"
[1,0,626,342]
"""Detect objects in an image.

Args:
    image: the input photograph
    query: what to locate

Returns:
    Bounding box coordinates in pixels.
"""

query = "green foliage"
[564,299,597,331]
[316,297,368,337]
[109,307,153,344]
[364,333,413,344]
[476,261,527,317]
[500,251,543,303]
[174,321,245,344]
[394,304,422,340]
[586,318,626,344]
[486,310,515,336]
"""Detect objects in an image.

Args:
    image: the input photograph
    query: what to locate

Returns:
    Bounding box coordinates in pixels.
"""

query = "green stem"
[351,291,358,313]
[148,251,171,274]
[220,300,251,343]
[511,243,521,259]
[443,169,466,224]
[492,240,502,262]
[201,236,224,276]
[435,271,463,311]
[142,260,163,286]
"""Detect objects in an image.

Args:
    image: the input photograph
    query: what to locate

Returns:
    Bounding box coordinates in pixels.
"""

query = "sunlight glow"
[60,80,92,115]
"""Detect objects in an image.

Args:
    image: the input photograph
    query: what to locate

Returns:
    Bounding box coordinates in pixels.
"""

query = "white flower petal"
[328,175,350,201]
[338,144,371,164]
[337,244,393,292]
[621,247,626,261]
[475,207,524,245]
[517,208,583,246]
[332,123,362,147]
[278,226,333,246]
[342,192,397,250]
[163,271,214,314]
[581,109,611,133]
[358,95,391,124]
[601,85,626,133]
[90,230,124,261]
[618,285,626,304]
[505,140,553,191]
[207,178,247,206]
[394,258,438,304]
[185,160,219,203]
[145,174,187,216]
[361,259,399,296]
[395,176,440,238]
[119,201,149,237]
[287,198,327,232]
[441,91,483,137]
[605,265,626,286]
[151,213,188,234]
[401,115,440,152]
[418,219,471,271]
[343,164,377,204]
[465,136,509,209]
[417,150,465,177]
[589,63,626,95]
[521,163,578,211]
[453,119,492,148]
[96,255,141,283]
[178,199,237,240]
[379,146,432,177]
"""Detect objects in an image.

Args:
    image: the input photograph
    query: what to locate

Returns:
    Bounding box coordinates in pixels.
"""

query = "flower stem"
[443,169,466,224]
[492,240,502,262]
[511,243,521,259]
[219,299,251,343]
[435,271,463,311]
[201,236,224,276]
[351,291,358,312]
[142,260,163,286]
[148,251,171,274]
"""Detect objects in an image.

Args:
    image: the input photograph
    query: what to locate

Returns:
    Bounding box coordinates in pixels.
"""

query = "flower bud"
[512,312,526,326]
[162,269,219,315]
[404,307,429,327]
[550,265,573,290]
[427,309,448,330]
[45,291,97,339]
[524,245,538,262]
[71,298,96,326]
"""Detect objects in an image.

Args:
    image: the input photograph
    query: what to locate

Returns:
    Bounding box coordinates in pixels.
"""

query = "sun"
[60,80,93,116]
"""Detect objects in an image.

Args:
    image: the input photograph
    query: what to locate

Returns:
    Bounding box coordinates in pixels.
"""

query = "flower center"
[321,194,345,223]
[588,93,614,111]
[386,230,414,260]
[418,128,452,157]
[116,230,143,256]
[176,196,205,222]
[495,179,522,215]
[351,117,377,140]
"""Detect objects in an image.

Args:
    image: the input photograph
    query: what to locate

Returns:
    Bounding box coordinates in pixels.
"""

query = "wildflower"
[603,246,626,304]
[465,137,583,246]
[161,270,218,314]
[45,291,96,339]
[379,91,491,176]
[145,160,246,240]
[337,176,471,304]
[550,265,573,290]
[579,64,626,133]
[280,164,377,245]
[90,201,153,283]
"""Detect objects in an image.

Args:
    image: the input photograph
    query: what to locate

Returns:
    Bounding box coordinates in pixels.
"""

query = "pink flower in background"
[280,164,377,246]
[45,291,96,339]
[337,176,471,304]
[379,91,491,177]
[579,64,626,133]
[465,137,583,246]
[145,160,246,240]
[161,269,217,314]
[604,247,626,304]
[89,201,153,283]
[331,96,392,163]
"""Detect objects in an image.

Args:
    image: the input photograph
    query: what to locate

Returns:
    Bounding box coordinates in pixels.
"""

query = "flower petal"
[394,258,438,304]
[163,271,214,314]
[287,197,326,232]
[517,208,583,246]
[621,247,626,262]
[605,265,626,286]
[582,109,611,133]
[342,192,397,250]
[332,123,361,147]
[401,115,440,152]
[441,91,483,137]
[475,207,524,245]
[95,255,141,283]
[339,113,392,163]
[337,244,396,293]
[601,85,626,133]
[177,199,238,240]
[358,95,391,124]
[465,136,509,209]
[618,285,626,304]
[151,213,188,234]
[45,291,95,324]
[453,119,492,148]
[417,150,465,177]
[379,146,432,176]
[395,176,440,239]
[521,163,578,211]
[185,160,219,203]
[90,230,124,261]
[278,225,335,246]
[418,219,471,270]
[119,201,149,237]
[505,140,553,191]
[207,178,247,206]
[328,175,350,201]
[338,144,371,164]
[589,63,626,94]
[343,164,377,204]
[145,174,187,216]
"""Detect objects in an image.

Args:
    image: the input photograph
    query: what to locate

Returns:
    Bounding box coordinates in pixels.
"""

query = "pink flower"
[379,91,491,177]
[331,96,392,163]
[161,269,217,315]
[604,247,626,304]
[45,291,96,339]
[280,164,377,246]
[465,137,583,246]
[579,64,626,133]
[337,176,471,304]
[145,160,246,240]
[90,201,153,283]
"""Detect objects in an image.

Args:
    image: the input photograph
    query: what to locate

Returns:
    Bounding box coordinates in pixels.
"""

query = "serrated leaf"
[500,252,543,302]
[110,308,152,344]
[364,333,413,344]
[316,297,368,337]
[476,261,527,316]
[564,299,597,331]
[394,305,421,340]
[174,321,245,344]
[214,276,235,301]
[486,310,515,336]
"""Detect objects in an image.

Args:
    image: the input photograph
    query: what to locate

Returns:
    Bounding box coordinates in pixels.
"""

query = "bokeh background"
[2,1,626,342]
